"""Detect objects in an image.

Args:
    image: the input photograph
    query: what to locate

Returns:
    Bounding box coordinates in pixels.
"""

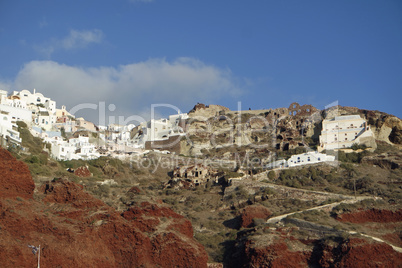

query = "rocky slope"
[227,226,402,268]
[0,148,208,267]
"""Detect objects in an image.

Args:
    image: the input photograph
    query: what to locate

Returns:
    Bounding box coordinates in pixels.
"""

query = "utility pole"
[37,245,40,268]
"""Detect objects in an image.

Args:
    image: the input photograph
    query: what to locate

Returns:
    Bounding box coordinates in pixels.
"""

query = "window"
[307,157,310,162]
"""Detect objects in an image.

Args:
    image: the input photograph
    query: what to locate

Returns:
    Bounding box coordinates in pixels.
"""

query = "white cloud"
[5,58,243,124]
[36,29,104,57]
[61,29,104,50]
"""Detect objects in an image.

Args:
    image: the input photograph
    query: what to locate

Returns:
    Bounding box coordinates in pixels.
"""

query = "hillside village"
[0,89,382,167]
[0,89,189,161]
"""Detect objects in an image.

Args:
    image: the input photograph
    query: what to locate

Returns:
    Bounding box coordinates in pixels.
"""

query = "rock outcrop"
[0,148,208,267]
[361,152,401,169]
[183,103,401,158]
[0,148,35,199]
[227,228,402,268]
[336,208,402,223]
[240,205,272,228]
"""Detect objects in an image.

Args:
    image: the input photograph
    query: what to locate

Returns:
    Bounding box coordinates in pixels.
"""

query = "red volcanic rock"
[42,179,105,209]
[336,208,402,223]
[0,148,34,199]
[229,228,401,268]
[128,186,141,194]
[240,205,272,228]
[0,152,208,267]
[382,232,402,247]
[122,202,195,236]
[245,240,310,268]
[74,165,92,177]
[318,238,402,268]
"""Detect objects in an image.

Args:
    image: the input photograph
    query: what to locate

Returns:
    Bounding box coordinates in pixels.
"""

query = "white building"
[0,90,28,109]
[132,113,188,148]
[318,115,376,151]
[55,105,75,119]
[34,107,57,131]
[266,151,335,169]
[50,135,99,161]
[0,111,22,145]
[12,89,56,114]
[0,104,32,124]
[287,151,335,167]
[31,126,63,144]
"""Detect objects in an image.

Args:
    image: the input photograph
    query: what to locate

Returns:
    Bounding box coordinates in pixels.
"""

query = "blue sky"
[0,0,401,124]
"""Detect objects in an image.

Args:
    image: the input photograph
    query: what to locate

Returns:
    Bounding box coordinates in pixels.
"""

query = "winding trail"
[265,195,402,253]
[348,231,402,253]
[266,196,373,224]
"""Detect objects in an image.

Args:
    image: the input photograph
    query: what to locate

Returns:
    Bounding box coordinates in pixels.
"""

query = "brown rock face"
[227,225,401,268]
[240,205,272,228]
[0,148,35,199]
[0,149,208,267]
[336,208,402,223]
[317,238,402,268]
[42,179,105,209]
[74,165,92,177]
[244,239,310,268]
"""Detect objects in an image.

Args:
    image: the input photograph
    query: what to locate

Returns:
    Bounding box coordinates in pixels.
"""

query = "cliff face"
[0,148,208,267]
[183,103,402,157]
[0,149,35,199]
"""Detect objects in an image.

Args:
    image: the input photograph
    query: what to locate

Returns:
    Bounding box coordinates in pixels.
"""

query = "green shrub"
[267,170,276,180]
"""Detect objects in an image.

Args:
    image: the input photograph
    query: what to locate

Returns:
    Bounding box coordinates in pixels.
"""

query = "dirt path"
[348,231,402,253]
[266,196,374,224]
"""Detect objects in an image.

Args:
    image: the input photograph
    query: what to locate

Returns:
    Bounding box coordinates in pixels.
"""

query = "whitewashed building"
[132,113,188,148]
[34,107,57,131]
[266,151,335,169]
[50,135,99,161]
[0,111,21,145]
[0,90,33,124]
[12,89,56,114]
[318,115,376,151]
[0,104,32,124]
[287,151,335,167]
